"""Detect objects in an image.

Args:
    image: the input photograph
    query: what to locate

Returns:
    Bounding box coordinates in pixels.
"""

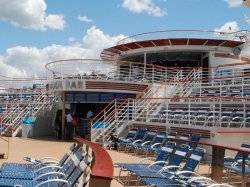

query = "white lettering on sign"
[49,80,85,90]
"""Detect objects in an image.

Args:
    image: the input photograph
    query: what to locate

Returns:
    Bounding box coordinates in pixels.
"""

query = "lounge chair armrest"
[149,161,169,168]
[224,156,234,159]
[37,157,60,162]
[235,158,250,163]
[34,165,62,175]
[34,160,59,168]
[207,184,233,187]
[231,159,250,167]
[175,171,201,177]
[35,179,68,187]
[138,157,155,164]
[124,138,133,141]
[141,141,151,146]
[187,176,216,183]
[151,143,162,148]
[132,140,142,144]
[23,156,40,164]
[35,171,66,181]
[119,138,132,143]
[159,165,180,173]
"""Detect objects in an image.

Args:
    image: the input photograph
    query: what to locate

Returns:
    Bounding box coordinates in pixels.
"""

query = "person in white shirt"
[87,109,93,119]
[66,112,73,124]
[66,111,73,140]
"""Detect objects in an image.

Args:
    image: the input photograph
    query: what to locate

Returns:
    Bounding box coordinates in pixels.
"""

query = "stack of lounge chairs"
[0,143,92,187]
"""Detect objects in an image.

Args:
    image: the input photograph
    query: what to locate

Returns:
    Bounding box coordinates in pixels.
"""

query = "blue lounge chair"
[176,133,190,147]
[224,158,250,185]
[207,142,250,175]
[0,147,85,180]
[139,147,206,186]
[1,143,78,172]
[0,154,92,187]
[118,128,138,143]
[122,128,147,152]
[224,142,250,166]
[121,144,190,186]
[115,141,176,179]
[176,176,232,187]
[129,130,158,155]
[188,134,201,152]
[117,128,146,151]
[139,131,167,156]
[151,132,177,154]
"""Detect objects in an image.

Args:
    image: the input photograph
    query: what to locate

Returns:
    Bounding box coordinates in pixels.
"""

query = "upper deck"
[101,30,248,60]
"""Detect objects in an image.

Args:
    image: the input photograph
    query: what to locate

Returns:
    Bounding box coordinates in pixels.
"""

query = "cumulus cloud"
[82,26,125,51]
[77,16,93,23]
[0,0,65,30]
[44,14,65,30]
[0,26,126,79]
[122,0,166,17]
[224,0,242,7]
[214,21,240,33]
[68,37,77,43]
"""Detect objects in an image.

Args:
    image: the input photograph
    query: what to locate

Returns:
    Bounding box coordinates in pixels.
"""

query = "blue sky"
[0,0,248,78]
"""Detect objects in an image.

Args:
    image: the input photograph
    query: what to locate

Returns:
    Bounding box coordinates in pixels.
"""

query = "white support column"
[144,52,147,80]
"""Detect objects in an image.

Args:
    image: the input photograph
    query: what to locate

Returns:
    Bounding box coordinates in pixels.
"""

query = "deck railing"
[0,86,57,136]
[90,63,250,144]
[90,68,202,144]
[116,30,249,45]
[45,59,181,86]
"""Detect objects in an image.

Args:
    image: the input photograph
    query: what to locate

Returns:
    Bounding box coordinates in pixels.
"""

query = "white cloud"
[44,14,65,30]
[214,21,240,33]
[224,0,242,7]
[0,0,65,30]
[245,15,250,24]
[68,37,77,43]
[77,16,93,23]
[82,26,125,51]
[0,26,126,78]
[122,0,166,17]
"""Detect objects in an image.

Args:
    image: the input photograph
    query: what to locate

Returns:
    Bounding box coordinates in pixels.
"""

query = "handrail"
[74,138,113,180]
[45,59,180,85]
[90,68,183,142]
[116,29,249,45]
[90,68,203,143]
[138,83,152,98]
[102,98,129,124]
[90,98,121,125]
[0,88,56,136]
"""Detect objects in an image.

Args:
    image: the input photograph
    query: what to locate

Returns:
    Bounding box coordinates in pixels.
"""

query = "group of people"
[55,109,94,140]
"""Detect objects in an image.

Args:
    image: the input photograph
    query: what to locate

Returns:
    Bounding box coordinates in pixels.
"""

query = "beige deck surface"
[0,137,244,186]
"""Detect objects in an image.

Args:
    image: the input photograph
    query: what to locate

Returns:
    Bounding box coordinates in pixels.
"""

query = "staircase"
[174,68,202,97]
[0,88,57,137]
[91,68,203,145]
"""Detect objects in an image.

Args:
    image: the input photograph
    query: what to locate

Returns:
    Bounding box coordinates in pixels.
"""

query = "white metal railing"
[45,59,181,86]
[142,97,250,128]
[116,30,249,45]
[0,87,57,136]
[90,68,183,143]
[90,68,202,143]
[91,95,250,144]
[184,67,250,98]
[90,64,250,144]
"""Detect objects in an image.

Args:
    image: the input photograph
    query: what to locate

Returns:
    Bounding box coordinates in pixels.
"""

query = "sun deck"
[0,136,248,186]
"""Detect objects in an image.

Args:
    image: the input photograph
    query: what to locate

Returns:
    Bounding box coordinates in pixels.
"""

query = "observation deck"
[101,30,248,60]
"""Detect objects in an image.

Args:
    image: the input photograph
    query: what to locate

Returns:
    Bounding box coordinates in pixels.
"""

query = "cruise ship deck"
[0,30,250,186]
[0,136,247,187]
